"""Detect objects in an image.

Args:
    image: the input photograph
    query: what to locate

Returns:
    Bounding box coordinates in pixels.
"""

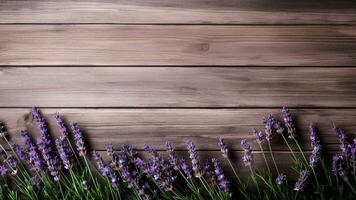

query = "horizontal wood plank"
[1,67,356,107]
[0,108,354,151]
[1,25,356,66]
[1,0,356,24]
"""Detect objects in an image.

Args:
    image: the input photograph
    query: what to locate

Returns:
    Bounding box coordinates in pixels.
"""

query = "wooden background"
[1,0,356,178]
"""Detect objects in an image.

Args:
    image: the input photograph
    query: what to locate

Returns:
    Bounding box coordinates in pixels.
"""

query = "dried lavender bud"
[263,114,275,141]
[294,170,310,191]
[309,124,321,169]
[276,174,286,185]
[0,121,7,138]
[31,175,42,189]
[180,159,192,180]
[218,138,229,158]
[241,139,252,166]
[82,180,89,191]
[212,158,229,192]
[0,166,9,175]
[252,128,265,144]
[71,122,86,156]
[32,107,60,181]
[165,141,179,170]
[187,140,202,178]
[282,107,296,139]
[55,136,73,170]
[54,112,68,137]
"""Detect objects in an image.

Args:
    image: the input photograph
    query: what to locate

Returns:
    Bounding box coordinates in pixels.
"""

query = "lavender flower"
[144,144,175,191]
[5,155,18,175]
[71,122,86,156]
[165,141,179,170]
[92,150,119,188]
[294,170,310,191]
[212,158,229,192]
[332,155,349,182]
[276,174,286,185]
[83,180,89,191]
[187,140,202,178]
[54,112,68,137]
[218,138,229,158]
[32,107,60,181]
[241,139,252,166]
[282,107,296,139]
[55,136,73,170]
[263,114,284,141]
[309,124,321,169]
[11,143,27,161]
[0,166,9,175]
[32,175,42,189]
[21,130,43,172]
[180,159,192,180]
[332,123,348,151]
[252,128,265,144]
[106,144,114,156]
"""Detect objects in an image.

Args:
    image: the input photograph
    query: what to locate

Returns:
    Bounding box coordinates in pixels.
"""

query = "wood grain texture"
[1,67,356,108]
[1,0,356,24]
[0,108,354,151]
[1,25,356,66]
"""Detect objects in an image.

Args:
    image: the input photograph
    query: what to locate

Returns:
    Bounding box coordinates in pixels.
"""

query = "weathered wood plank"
[1,0,356,24]
[1,67,356,107]
[0,108,353,151]
[1,26,356,66]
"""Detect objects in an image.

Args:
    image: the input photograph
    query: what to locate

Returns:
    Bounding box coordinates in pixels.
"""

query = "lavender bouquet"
[0,107,354,200]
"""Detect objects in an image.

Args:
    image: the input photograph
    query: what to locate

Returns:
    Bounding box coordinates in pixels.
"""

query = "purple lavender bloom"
[218,138,229,158]
[92,150,119,188]
[276,174,286,185]
[55,136,73,170]
[32,107,60,181]
[332,123,348,151]
[309,124,321,169]
[294,170,310,191]
[54,112,68,137]
[263,114,275,141]
[180,159,192,180]
[332,154,349,182]
[252,128,265,144]
[0,121,7,138]
[144,144,175,191]
[212,158,229,192]
[32,175,42,189]
[282,107,296,139]
[165,141,179,170]
[83,180,89,191]
[241,139,252,166]
[106,144,114,156]
[187,140,202,178]
[11,143,27,161]
[71,122,86,156]
[0,166,9,175]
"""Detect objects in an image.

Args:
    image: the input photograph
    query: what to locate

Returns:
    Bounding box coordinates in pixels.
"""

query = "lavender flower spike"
[71,122,86,156]
[187,140,202,177]
[55,136,73,170]
[32,107,60,181]
[54,112,68,137]
[309,124,321,169]
[32,175,42,189]
[212,158,229,193]
[252,128,265,144]
[165,141,179,170]
[282,107,296,139]
[263,114,276,141]
[21,130,43,172]
[218,137,229,158]
[0,121,7,138]
[332,123,348,149]
[294,170,310,191]
[276,174,286,185]
[241,139,252,166]
[180,159,192,180]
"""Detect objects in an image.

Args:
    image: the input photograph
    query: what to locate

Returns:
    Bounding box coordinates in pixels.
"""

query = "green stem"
[267,140,280,174]
[258,142,271,174]
[248,166,261,197]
